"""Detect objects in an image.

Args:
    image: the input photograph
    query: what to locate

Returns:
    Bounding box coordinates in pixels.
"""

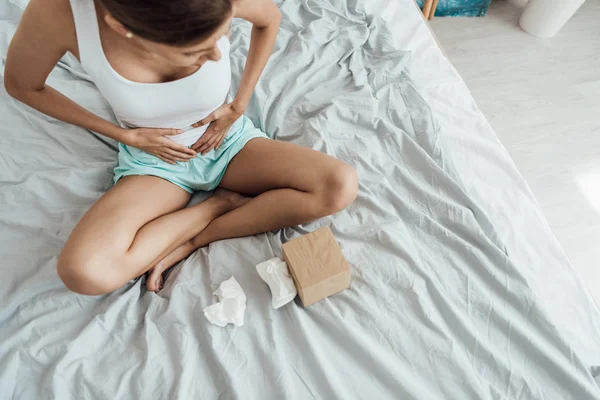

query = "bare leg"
[151,138,358,276]
[146,192,251,291]
[57,175,248,295]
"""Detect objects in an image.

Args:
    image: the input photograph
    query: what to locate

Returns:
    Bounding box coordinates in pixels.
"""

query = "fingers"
[156,154,177,165]
[165,148,194,161]
[197,137,214,154]
[168,142,197,157]
[191,129,215,151]
[192,112,216,128]
[156,136,196,157]
[201,131,226,155]
[199,132,221,155]
[152,130,196,156]
[155,148,196,164]
[191,138,207,152]
[150,129,195,163]
[215,131,227,150]
[158,128,184,136]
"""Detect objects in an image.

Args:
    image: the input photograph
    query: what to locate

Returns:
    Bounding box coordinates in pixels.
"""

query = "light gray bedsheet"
[1,0,600,398]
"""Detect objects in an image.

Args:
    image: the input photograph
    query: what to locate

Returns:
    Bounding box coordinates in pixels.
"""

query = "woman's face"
[140,17,232,68]
[107,14,232,68]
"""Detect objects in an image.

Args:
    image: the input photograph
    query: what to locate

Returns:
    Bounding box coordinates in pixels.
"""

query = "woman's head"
[100,0,233,67]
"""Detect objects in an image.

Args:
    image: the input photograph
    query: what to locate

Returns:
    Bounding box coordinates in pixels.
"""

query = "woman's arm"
[4,0,196,163]
[231,0,281,112]
[4,0,128,142]
[190,0,281,154]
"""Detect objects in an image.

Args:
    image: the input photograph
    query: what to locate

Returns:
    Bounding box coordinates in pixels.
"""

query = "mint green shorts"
[113,115,268,193]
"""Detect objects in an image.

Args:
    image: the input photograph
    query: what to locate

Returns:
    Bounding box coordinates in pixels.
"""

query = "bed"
[1,0,600,398]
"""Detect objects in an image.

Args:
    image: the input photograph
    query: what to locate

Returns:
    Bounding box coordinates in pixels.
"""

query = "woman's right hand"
[124,127,197,164]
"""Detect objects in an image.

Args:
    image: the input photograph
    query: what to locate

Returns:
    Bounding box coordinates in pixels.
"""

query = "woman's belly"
[116,103,224,148]
[167,124,210,147]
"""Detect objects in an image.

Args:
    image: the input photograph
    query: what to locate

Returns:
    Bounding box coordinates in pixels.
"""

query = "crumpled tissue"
[203,277,246,327]
[256,258,297,309]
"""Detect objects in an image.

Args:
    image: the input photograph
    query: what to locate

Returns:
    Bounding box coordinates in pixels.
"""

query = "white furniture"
[520,0,586,37]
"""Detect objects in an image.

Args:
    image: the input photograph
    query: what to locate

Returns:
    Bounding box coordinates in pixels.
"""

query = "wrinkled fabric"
[1,0,600,398]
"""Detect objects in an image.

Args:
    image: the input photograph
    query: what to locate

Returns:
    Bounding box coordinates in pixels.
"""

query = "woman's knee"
[57,250,122,296]
[319,162,358,215]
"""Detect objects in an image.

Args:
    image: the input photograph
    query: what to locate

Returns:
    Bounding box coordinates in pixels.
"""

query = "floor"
[430,0,600,304]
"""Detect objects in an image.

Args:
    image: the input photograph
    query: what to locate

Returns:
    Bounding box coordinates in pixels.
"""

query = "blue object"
[114,115,269,193]
[416,0,492,16]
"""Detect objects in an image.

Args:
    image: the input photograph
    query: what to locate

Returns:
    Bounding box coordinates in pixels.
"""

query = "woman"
[4,0,358,295]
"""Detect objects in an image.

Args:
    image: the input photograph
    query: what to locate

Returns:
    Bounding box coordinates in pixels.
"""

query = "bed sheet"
[1,0,600,398]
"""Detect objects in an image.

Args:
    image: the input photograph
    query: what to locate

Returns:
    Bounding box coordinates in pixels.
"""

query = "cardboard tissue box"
[282,226,351,306]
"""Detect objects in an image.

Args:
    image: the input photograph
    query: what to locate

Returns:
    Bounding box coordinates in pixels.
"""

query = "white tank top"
[69,0,232,147]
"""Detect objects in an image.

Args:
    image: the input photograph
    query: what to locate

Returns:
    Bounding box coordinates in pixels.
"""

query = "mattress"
[1,0,600,398]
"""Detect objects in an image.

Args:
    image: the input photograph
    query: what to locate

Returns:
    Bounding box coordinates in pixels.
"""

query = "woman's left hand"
[191,102,244,155]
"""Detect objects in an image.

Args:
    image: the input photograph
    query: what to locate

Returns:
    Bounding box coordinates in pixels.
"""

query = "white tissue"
[256,258,297,309]
[203,277,246,327]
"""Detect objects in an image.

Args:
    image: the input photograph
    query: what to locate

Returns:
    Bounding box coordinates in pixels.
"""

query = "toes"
[147,269,160,292]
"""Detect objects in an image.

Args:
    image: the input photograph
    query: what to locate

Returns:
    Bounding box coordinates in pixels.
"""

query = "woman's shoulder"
[20,0,78,55]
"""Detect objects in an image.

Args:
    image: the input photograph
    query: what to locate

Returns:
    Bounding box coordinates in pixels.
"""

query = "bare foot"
[146,241,195,292]
[146,189,251,292]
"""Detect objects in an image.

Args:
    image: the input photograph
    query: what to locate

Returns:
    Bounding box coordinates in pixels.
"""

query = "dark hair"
[100,0,232,45]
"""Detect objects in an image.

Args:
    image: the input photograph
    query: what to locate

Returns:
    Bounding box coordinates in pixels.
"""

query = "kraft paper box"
[282,226,351,307]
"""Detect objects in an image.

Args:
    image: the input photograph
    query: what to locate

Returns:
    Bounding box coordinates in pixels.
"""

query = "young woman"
[4,0,358,295]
